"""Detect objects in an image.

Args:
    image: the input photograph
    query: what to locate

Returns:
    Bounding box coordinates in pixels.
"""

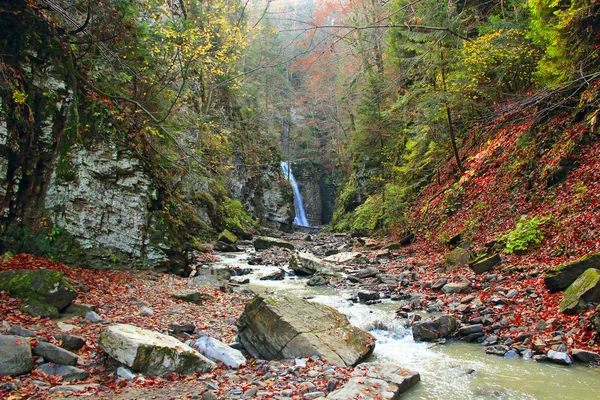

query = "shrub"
[502,215,551,254]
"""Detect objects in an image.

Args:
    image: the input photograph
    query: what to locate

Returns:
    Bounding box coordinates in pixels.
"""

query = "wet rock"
[259,269,285,281]
[441,282,471,294]
[7,326,36,338]
[53,334,85,351]
[559,268,600,314]
[213,242,239,252]
[98,324,216,375]
[33,342,78,366]
[356,290,380,303]
[485,345,509,356]
[307,275,328,287]
[456,324,483,337]
[546,253,600,292]
[504,350,519,359]
[289,252,336,276]
[237,294,375,366]
[191,337,247,369]
[253,236,295,251]
[0,269,77,310]
[327,363,420,400]
[571,349,600,363]
[412,315,458,341]
[231,277,250,285]
[37,364,88,381]
[353,267,379,279]
[546,350,572,365]
[470,254,501,274]
[0,335,34,376]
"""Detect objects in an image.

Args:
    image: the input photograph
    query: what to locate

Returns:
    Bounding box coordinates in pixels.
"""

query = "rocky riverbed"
[1,229,600,399]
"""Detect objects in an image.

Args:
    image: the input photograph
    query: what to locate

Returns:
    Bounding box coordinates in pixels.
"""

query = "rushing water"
[280,161,310,227]
[214,253,600,399]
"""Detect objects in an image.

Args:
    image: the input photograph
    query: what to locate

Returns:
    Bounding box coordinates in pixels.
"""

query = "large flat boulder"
[545,253,600,292]
[560,268,600,314]
[98,324,216,376]
[253,236,295,251]
[0,335,34,376]
[470,253,501,274]
[327,364,420,400]
[289,252,337,276]
[237,294,375,366]
[0,269,77,310]
[412,315,458,341]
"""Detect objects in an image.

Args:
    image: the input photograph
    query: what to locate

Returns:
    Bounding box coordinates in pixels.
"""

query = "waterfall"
[280,161,310,227]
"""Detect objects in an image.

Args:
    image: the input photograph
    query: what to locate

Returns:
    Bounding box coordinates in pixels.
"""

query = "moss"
[0,269,77,309]
[560,268,600,314]
[56,151,77,183]
[20,298,59,318]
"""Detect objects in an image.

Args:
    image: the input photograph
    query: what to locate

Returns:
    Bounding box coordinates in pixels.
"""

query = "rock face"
[289,252,337,276]
[327,364,420,400]
[412,315,458,341]
[545,253,600,292]
[253,236,295,251]
[560,268,600,314]
[0,335,34,376]
[98,324,216,376]
[237,295,375,366]
[0,270,77,310]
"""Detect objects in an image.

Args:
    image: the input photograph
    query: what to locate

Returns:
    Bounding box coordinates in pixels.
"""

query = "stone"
[485,345,509,356]
[0,335,34,376]
[307,275,328,287]
[456,324,484,337]
[0,269,77,310]
[62,303,95,317]
[169,324,196,334]
[7,326,36,337]
[353,267,379,279]
[191,337,246,369]
[547,350,572,365]
[289,252,336,276]
[48,384,101,394]
[53,334,86,351]
[356,290,380,302]
[432,278,448,291]
[37,364,88,381]
[560,268,600,314]
[217,229,238,245]
[20,299,59,318]
[140,306,154,316]
[441,282,471,294]
[445,248,471,269]
[323,252,363,264]
[237,294,375,366]
[412,315,458,341]
[571,349,600,363]
[545,253,600,292]
[260,269,285,281]
[117,366,136,381]
[85,311,103,323]
[172,291,214,305]
[253,236,295,251]
[326,364,420,400]
[33,342,78,366]
[470,253,501,274]
[214,241,239,252]
[504,350,519,359]
[98,324,216,375]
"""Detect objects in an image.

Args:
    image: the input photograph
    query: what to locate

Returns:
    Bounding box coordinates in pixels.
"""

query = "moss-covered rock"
[217,229,238,245]
[0,269,77,310]
[20,298,59,318]
[237,294,375,366]
[470,253,501,274]
[445,248,471,270]
[98,324,216,376]
[560,268,600,314]
[545,253,600,292]
[253,236,295,251]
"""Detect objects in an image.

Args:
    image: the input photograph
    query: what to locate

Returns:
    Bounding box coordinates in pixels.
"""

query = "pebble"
[140,306,154,316]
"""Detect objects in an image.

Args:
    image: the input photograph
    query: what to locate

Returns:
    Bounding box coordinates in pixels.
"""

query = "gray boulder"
[7,326,36,337]
[545,253,600,292]
[237,294,375,366]
[323,252,364,264]
[33,342,78,366]
[53,334,86,351]
[20,298,59,318]
[98,324,216,376]
[253,236,295,251]
[547,350,572,365]
[572,349,600,363]
[559,268,600,314]
[441,282,471,294]
[289,252,337,276]
[0,269,77,310]
[327,364,420,400]
[0,335,34,376]
[412,315,458,341]
[37,364,88,381]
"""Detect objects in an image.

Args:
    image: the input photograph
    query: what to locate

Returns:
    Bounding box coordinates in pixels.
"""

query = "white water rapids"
[213,253,600,399]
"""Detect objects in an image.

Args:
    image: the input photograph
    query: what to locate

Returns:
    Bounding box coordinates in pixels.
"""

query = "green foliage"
[332,194,383,233]
[222,198,258,231]
[502,215,551,254]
